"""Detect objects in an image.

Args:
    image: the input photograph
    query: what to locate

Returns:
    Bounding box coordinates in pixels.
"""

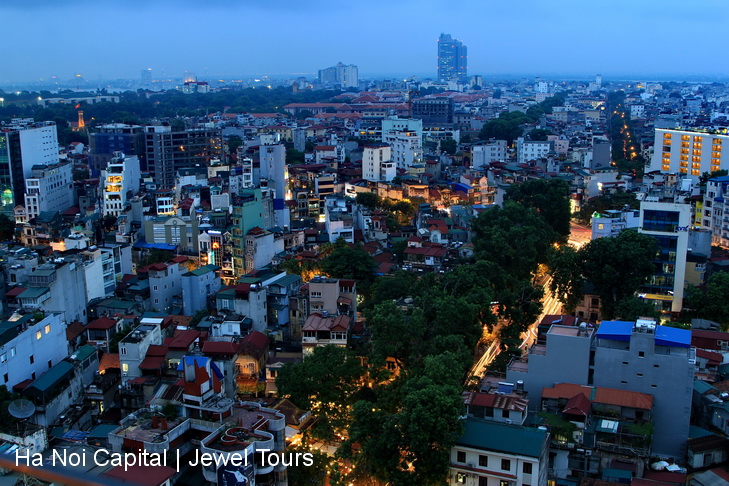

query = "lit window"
[45,324,51,334]
[36,330,42,340]
[122,363,129,372]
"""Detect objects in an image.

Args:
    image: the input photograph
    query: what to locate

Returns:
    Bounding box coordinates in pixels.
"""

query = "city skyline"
[2,0,729,84]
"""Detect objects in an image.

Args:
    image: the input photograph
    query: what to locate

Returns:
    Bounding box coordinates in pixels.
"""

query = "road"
[469,222,593,380]
[568,221,592,249]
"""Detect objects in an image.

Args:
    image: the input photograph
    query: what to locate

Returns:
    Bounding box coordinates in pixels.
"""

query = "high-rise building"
[362,144,395,182]
[437,33,467,83]
[144,126,222,189]
[412,97,455,126]
[24,161,73,221]
[102,152,141,218]
[318,62,358,88]
[650,128,728,176]
[258,134,290,228]
[0,119,59,214]
[141,68,152,86]
[89,123,146,172]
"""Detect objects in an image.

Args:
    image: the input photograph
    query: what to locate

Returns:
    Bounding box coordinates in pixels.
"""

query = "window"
[122,363,129,372]
[48,360,52,369]
[0,354,5,363]
[153,285,158,291]
[311,291,322,298]
[2,374,6,384]
[501,458,511,470]
[154,298,159,304]
[10,348,15,358]
[29,355,34,365]
[456,451,466,463]
[502,409,509,418]
[479,455,488,467]
[120,347,127,356]
[45,324,51,334]
[523,462,533,474]
[637,373,643,377]
[36,330,42,340]
[638,351,645,358]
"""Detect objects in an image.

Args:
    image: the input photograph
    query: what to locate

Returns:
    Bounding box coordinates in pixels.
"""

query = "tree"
[226,135,243,155]
[108,325,132,353]
[355,191,380,210]
[506,179,571,237]
[684,272,729,330]
[440,139,457,155]
[614,296,661,322]
[0,214,15,241]
[576,191,639,225]
[276,346,365,440]
[319,239,377,288]
[699,169,729,186]
[137,249,173,268]
[528,128,552,141]
[472,202,556,283]
[549,230,658,320]
[548,246,583,313]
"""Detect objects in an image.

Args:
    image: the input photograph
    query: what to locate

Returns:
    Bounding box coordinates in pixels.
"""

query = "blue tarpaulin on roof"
[595,321,633,342]
[178,356,224,380]
[451,182,471,194]
[133,241,178,250]
[133,241,177,251]
[655,325,691,348]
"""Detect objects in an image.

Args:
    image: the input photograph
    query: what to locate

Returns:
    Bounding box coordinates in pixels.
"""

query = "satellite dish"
[8,399,36,420]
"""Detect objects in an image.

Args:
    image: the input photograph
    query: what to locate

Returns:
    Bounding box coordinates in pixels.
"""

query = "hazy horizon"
[3,0,728,84]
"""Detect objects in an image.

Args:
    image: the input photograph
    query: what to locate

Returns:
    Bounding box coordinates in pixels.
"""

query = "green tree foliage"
[548,230,658,320]
[683,271,729,330]
[699,169,729,186]
[108,325,132,354]
[319,239,377,286]
[478,93,568,144]
[355,192,381,211]
[226,135,243,155]
[286,445,330,485]
[440,138,457,155]
[276,346,365,441]
[137,249,173,269]
[528,128,552,141]
[576,191,639,225]
[472,202,557,282]
[506,179,571,237]
[614,296,661,322]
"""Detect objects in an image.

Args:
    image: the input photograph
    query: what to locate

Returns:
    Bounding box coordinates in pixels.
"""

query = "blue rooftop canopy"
[595,321,633,342]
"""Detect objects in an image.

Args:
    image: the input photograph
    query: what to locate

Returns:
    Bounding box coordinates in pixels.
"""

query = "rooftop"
[456,417,548,458]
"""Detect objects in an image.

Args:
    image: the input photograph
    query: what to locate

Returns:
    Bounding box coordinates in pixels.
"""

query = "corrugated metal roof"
[457,417,547,458]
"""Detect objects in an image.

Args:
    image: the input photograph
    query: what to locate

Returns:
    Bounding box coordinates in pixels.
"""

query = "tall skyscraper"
[0,119,59,214]
[437,33,467,83]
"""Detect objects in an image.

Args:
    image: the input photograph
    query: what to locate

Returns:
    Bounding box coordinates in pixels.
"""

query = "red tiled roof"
[696,348,722,364]
[542,383,653,410]
[66,321,86,341]
[146,345,168,357]
[99,353,120,371]
[87,317,118,330]
[170,256,188,264]
[202,341,239,356]
[562,393,591,417]
[468,392,528,412]
[5,286,26,297]
[138,356,166,370]
[167,329,200,350]
[303,314,350,332]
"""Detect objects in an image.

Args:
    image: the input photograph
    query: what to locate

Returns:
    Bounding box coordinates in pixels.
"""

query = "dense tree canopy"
[506,178,571,237]
[683,271,729,330]
[549,230,658,320]
[472,201,557,282]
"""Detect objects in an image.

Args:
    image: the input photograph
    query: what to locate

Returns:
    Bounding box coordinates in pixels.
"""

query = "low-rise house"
[301,313,350,357]
[449,417,549,486]
[85,316,124,351]
[181,264,221,316]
